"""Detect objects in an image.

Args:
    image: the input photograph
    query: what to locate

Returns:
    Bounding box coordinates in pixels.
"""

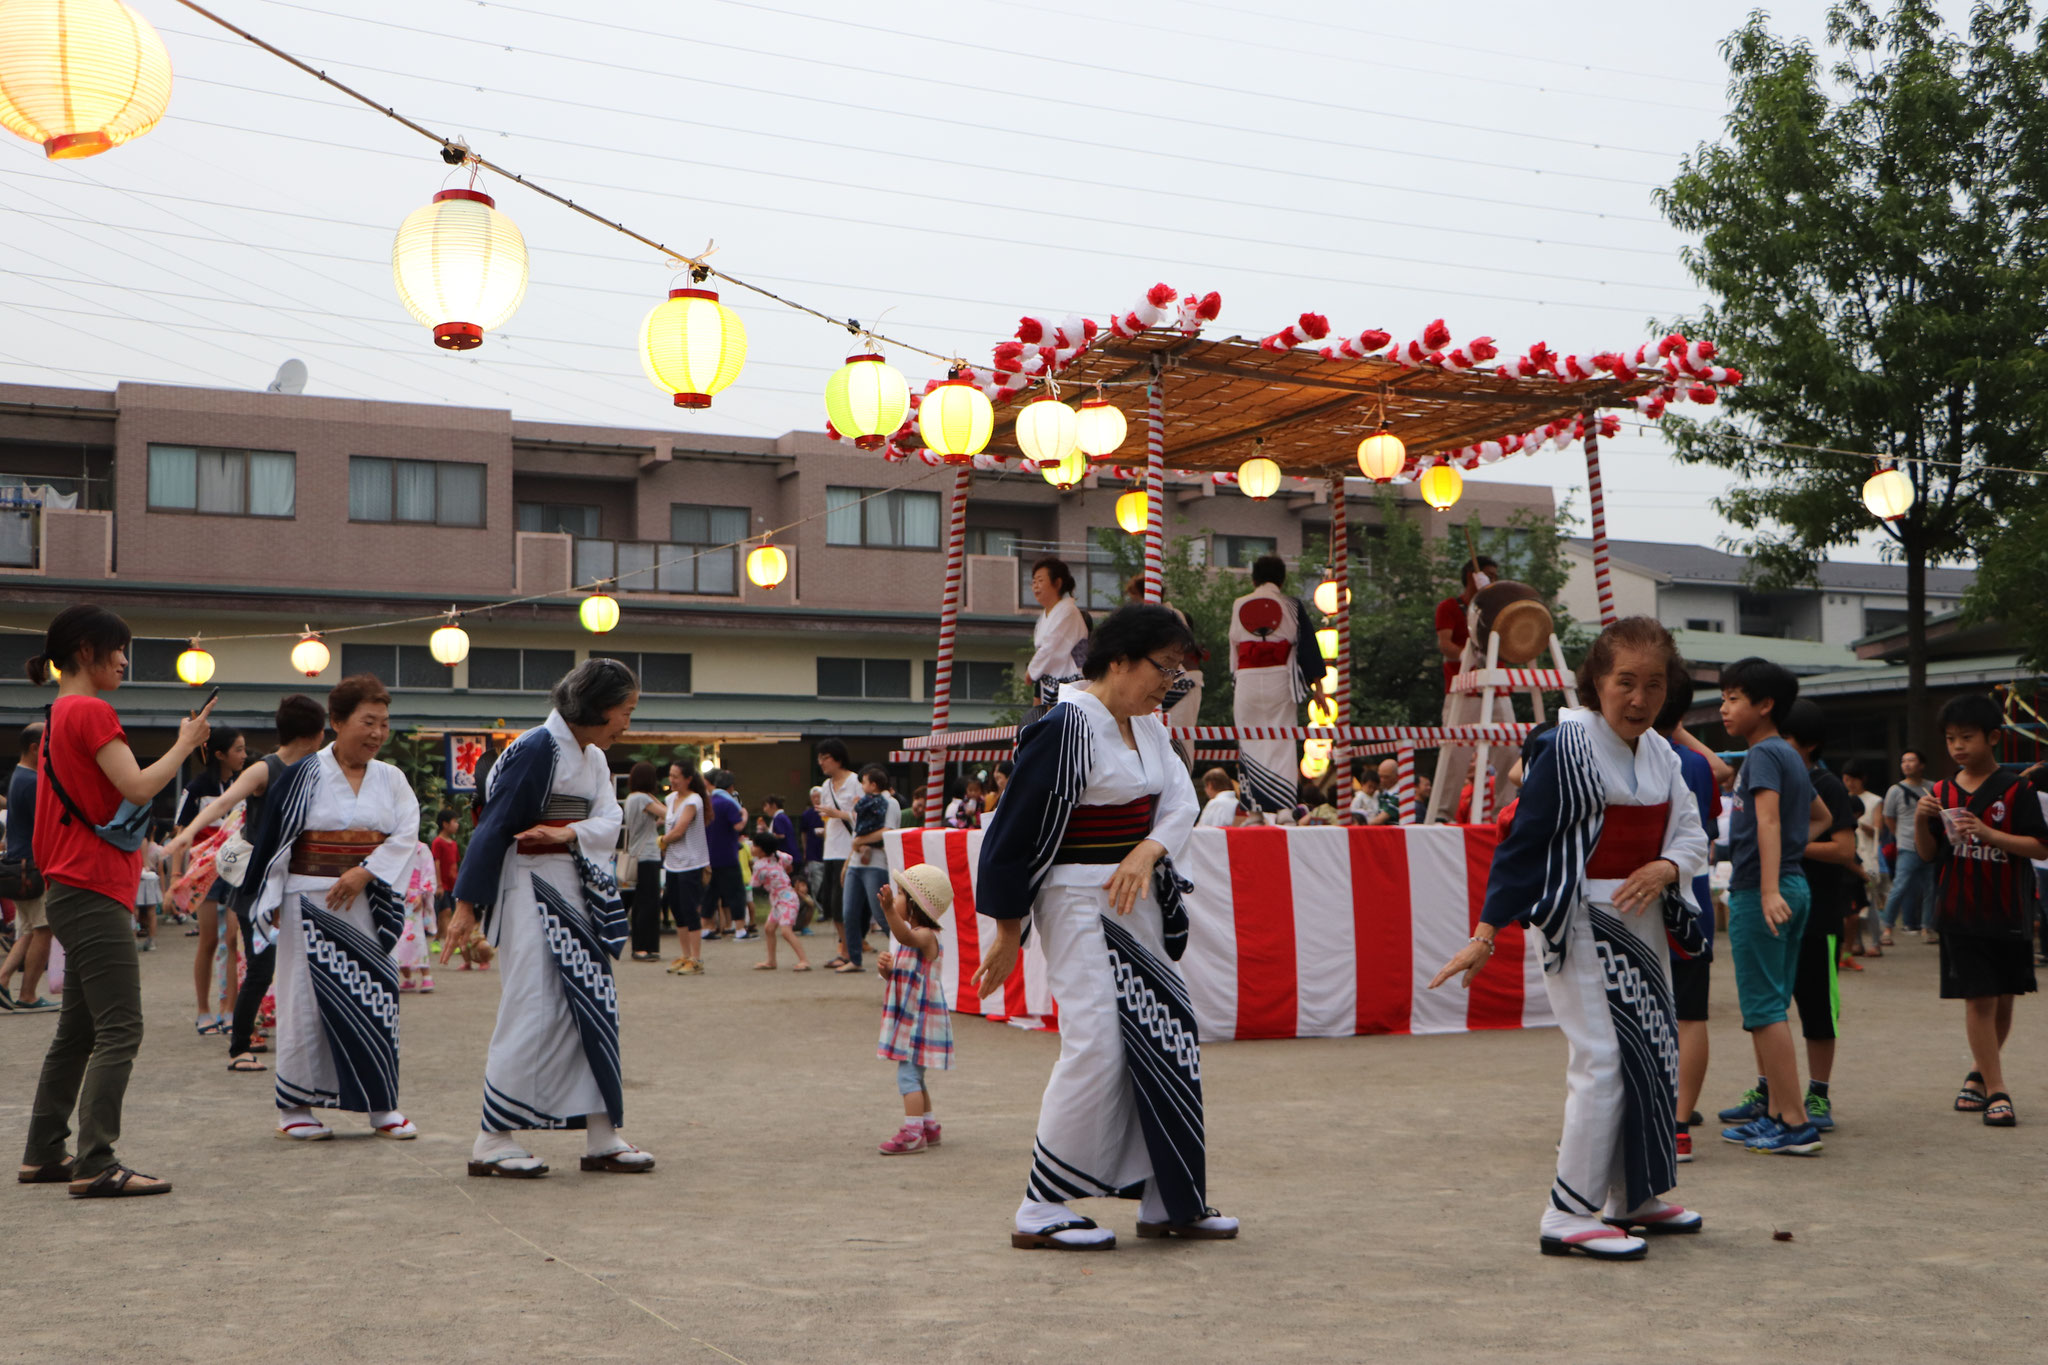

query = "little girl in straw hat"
[875,864,954,1155]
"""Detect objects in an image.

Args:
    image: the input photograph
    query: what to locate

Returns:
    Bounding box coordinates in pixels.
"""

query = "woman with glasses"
[974,605,1235,1252]
[1227,555,1327,820]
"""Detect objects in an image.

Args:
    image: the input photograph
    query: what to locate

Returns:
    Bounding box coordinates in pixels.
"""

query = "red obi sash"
[1236,640,1293,669]
[1585,803,1669,878]
[1054,796,1158,865]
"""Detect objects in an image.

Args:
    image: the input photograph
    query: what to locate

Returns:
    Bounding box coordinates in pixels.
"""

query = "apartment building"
[0,380,1554,797]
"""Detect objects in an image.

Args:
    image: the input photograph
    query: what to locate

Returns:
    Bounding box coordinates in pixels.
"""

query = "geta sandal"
[69,1165,171,1198]
[1010,1216,1114,1250]
[467,1157,549,1179]
[579,1147,656,1173]
[1135,1207,1239,1240]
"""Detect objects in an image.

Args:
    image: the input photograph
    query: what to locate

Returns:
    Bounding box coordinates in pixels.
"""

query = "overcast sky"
[0,0,1972,561]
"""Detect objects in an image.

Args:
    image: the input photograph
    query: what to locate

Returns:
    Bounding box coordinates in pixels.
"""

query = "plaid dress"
[877,946,953,1070]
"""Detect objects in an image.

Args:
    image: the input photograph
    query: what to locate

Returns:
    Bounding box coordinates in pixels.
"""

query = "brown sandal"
[68,1165,171,1198]
[17,1159,73,1184]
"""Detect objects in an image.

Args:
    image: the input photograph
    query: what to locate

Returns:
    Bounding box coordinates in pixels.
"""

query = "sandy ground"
[4,925,2044,1364]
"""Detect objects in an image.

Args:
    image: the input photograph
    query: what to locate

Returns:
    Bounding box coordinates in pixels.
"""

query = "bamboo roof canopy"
[983,332,1663,478]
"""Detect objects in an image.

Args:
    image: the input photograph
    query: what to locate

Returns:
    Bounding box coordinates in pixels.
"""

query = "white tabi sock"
[1138,1182,1170,1225]
[1016,1197,1114,1245]
[473,1129,537,1166]
[585,1114,628,1157]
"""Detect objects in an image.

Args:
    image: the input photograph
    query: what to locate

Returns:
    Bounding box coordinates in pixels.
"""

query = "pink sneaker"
[399,978,418,993]
[877,1123,927,1156]
[921,1119,941,1146]
[417,975,435,994]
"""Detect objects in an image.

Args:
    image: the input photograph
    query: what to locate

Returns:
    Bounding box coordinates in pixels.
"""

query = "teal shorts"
[1726,876,1811,1031]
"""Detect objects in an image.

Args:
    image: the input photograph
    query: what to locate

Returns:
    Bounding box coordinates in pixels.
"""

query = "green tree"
[1964,501,2048,669]
[1656,0,2048,747]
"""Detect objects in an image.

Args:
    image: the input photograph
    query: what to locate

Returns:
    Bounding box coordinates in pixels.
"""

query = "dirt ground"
[4,926,2044,1364]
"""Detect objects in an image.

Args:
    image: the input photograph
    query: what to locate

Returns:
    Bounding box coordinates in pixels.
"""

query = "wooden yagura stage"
[885,824,1554,1043]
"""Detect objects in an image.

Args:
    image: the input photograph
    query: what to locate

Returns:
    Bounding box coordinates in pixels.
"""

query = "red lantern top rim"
[1077,398,1115,410]
[931,377,978,390]
[433,189,496,208]
[843,353,886,366]
[668,288,719,302]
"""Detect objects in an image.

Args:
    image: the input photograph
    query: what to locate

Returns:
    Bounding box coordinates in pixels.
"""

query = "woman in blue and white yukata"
[1432,617,1709,1260]
[441,659,653,1180]
[244,675,419,1142]
[977,605,1237,1252]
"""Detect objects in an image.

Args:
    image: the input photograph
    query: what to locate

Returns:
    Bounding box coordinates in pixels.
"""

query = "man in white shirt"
[812,739,863,968]
[1196,768,1242,828]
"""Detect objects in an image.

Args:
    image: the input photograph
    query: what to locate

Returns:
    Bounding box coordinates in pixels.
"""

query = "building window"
[591,650,692,695]
[965,527,1020,557]
[1213,534,1277,569]
[147,445,295,518]
[825,487,940,548]
[339,642,455,690]
[350,457,485,527]
[667,504,748,595]
[1863,607,1910,637]
[1684,619,1724,633]
[465,647,576,692]
[817,656,911,699]
[518,503,600,538]
[922,659,1009,701]
[125,638,185,683]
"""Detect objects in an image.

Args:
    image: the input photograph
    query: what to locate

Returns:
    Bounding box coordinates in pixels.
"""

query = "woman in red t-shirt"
[19,605,214,1199]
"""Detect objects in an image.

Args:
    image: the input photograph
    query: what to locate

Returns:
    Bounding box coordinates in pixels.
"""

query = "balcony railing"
[573,538,738,596]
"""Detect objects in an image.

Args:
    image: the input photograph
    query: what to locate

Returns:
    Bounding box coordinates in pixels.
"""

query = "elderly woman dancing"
[977,604,1237,1251]
[244,675,419,1142]
[1430,617,1710,1260]
[441,659,650,1179]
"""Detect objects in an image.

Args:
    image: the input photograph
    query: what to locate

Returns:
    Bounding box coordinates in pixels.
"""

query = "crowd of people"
[1,594,2041,1265]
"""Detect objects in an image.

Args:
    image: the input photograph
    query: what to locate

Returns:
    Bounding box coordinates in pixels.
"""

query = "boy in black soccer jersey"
[1914,694,2048,1128]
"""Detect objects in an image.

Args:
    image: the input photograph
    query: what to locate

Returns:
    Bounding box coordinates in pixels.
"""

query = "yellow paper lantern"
[1418,462,1463,511]
[1862,467,1914,521]
[175,643,214,687]
[1075,398,1128,458]
[1315,627,1340,662]
[1357,427,1407,482]
[1015,398,1079,470]
[1115,489,1148,535]
[0,0,172,159]
[579,592,620,635]
[640,287,747,408]
[1308,695,1337,726]
[1301,751,1330,781]
[1312,578,1344,617]
[429,623,470,666]
[917,379,993,463]
[746,543,789,590]
[1236,456,1281,500]
[1039,449,1087,490]
[391,189,529,351]
[290,633,330,678]
[824,353,908,450]
[1321,667,1341,695]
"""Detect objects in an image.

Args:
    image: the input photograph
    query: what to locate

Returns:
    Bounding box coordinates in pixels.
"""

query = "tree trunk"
[1905,537,1928,756]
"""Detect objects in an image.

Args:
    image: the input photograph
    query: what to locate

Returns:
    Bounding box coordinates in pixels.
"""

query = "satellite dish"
[266,359,308,395]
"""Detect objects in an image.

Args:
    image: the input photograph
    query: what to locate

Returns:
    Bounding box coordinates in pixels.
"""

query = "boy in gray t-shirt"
[1716,657,1825,1155]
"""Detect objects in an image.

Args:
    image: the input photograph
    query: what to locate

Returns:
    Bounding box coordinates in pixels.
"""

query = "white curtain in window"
[350,459,392,521]
[707,505,748,543]
[148,447,196,509]
[394,461,437,522]
[825,487,863,545]
[195,450,244,515]
[249,453,294,517]
[864,492,897,547]
[438,464,484,527]
[899,491,940,548]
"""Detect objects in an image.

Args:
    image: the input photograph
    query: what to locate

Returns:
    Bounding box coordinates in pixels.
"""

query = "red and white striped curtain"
[884,825,1554,1041]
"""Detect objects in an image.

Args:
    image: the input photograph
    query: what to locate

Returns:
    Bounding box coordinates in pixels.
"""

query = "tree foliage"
[1655,0,2048,739]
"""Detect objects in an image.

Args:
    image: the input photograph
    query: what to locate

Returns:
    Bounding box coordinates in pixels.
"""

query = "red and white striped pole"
[925,467,970,829]
[1329,473,1352,810]
[1143,355,1165,604]
[1396,744,1417,823]
[1583,407,1616,627]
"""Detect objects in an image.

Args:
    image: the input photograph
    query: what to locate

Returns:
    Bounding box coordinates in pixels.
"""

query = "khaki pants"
[22,881,144,1179]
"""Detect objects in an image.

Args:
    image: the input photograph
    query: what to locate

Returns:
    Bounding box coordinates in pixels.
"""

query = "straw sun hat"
[889,864,954,922]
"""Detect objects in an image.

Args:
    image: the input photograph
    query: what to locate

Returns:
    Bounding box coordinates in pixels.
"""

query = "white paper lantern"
[1015,399,1079,469]
[391,189,529,350]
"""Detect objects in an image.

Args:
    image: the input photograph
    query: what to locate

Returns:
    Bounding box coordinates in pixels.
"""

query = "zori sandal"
[1539,1227,1647,1260]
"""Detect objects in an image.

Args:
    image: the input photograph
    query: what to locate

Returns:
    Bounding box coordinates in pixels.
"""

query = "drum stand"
[1425,631,1575,825]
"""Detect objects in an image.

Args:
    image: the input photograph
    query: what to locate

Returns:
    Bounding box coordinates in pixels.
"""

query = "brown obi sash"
[516,819,577,857]
[1585,803,1670,879]
[289,829,386,878]
[1236,640,1293,669]
[1053,796,1158,865]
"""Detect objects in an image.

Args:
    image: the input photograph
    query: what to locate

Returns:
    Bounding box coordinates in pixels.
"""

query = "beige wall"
[1560,544,1662,624]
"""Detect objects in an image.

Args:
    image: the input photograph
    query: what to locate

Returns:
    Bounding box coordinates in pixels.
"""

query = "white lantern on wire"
[391,189,529,350]
[0,0,173,159]
[1015,398,1079,470]
[1075,399,1128,457]
[1862,467,1914,521]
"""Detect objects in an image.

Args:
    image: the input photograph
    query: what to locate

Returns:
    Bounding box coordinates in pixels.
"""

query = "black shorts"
[1939,932,2038,1000]
[705,863,747,919]
[1792,925,1839,1042]
[663,868,703,933]
[1669,954,1710,1022]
